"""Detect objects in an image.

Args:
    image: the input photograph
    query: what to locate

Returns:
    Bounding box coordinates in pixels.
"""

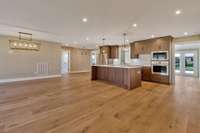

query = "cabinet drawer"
[151,74,169,84]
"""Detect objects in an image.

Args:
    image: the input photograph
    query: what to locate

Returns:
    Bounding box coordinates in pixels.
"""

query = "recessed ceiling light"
[184,32,188,36]
[82,18,88,22]
[151,35,155,38]
[86,37,89,41]
[132,23,137,27]
[175,10,181,15]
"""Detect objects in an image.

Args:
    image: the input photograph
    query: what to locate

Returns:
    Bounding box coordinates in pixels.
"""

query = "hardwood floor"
[0,73,200,133]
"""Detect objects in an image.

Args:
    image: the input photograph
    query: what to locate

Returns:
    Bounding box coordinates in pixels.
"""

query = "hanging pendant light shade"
[123,33,127,48]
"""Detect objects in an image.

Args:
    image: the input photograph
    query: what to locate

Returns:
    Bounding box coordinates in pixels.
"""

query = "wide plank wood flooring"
[0,73,200,133]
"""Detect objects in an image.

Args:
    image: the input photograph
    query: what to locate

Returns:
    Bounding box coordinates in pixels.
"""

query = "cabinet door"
[159,39,170,51]
[100,46,110,56]
[137,44,145,54]
[110,46,119,59]
[131,44,139,58]
[132,42,151,55]
[151,74,169,84]
[151,38,170,51]
[142,67,151,81]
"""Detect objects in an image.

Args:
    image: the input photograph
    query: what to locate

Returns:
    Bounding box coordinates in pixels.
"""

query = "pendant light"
[121,33,127,65]
[9,32,40,51]
[123,33,127,48]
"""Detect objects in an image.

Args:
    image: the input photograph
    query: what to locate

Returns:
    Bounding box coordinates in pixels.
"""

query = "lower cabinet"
[141,66,169,84]
[151,74,169,84]
[141,67,151,81]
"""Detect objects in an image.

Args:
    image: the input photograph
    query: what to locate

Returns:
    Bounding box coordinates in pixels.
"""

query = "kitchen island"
[91,65,142,90]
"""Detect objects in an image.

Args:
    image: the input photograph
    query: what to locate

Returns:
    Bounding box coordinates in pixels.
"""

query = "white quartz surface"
[93,65,141,69]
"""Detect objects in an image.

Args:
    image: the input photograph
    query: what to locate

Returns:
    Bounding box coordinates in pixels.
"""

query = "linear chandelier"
[9,32,40,51]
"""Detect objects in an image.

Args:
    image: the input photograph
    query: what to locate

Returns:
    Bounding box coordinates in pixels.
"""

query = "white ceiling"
[0,0,200,48]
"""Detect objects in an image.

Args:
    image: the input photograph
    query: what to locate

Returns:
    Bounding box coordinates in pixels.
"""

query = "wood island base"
[91,65,142,90]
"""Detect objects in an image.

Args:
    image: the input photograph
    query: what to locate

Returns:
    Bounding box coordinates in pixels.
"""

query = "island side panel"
[130,68,142,89]
[91,66,97,80]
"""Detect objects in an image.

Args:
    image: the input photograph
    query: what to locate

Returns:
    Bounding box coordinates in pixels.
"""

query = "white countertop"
[92,65,142,69]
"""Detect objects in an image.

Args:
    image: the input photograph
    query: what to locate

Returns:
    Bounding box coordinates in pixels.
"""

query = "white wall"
[0,35,61,80]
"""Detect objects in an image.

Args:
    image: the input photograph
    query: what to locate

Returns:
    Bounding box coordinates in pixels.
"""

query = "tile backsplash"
[111,54,151,66]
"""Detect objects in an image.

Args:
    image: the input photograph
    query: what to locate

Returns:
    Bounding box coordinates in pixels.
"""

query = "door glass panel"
[175,54,181,73]
[184,53,194,74]
[61,51,69,74]
[91,51,97,65]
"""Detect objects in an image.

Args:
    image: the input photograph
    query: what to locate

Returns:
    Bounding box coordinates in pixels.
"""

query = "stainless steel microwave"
[152,51,168,61]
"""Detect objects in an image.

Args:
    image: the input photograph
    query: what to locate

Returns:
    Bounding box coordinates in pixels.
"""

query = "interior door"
[61,50,70,74]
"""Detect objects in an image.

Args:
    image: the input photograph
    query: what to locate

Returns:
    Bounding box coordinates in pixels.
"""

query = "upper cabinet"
[130,36,173,58]
[100,46,110,57]
[151,37,172,51]
[110,46,119,59]
[131,41,151,58]
[100,45,119,59]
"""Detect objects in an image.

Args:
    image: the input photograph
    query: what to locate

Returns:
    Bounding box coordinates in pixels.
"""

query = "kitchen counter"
[91,65,142,90]
[92,65,142,69]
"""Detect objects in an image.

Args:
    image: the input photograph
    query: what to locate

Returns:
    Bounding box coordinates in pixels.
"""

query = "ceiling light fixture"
[151,35,155,38]
[132,23,137,27]
[86,37,89,41]
[175,10,181,15]
[184,32,188,36]
[82,18,88,22]
[9,32,40,51]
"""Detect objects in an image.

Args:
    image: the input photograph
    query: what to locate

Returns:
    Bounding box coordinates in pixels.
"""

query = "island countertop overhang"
[92,65,142,69]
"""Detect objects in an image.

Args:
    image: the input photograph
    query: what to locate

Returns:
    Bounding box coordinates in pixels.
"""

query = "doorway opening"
[61,50,70,74]
[91,50,97,65]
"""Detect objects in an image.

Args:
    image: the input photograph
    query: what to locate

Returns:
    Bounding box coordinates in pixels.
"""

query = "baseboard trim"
[69,70,91,74]
[0,75,62,84]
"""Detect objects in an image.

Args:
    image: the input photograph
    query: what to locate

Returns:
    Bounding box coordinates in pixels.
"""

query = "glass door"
[175,50,198,77]
[184,53,195,75]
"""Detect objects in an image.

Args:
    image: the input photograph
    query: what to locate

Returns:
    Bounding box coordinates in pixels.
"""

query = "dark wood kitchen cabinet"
[131,41,151,58]
[151,37,172,51]
[130,36,173,58]
[141,67,151,81]
[151,74,169,84]
[110,46,119,59]
[100,46,119,59]
[100,46,110,64]
[130,43,139,58]
[100,46,110,56]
